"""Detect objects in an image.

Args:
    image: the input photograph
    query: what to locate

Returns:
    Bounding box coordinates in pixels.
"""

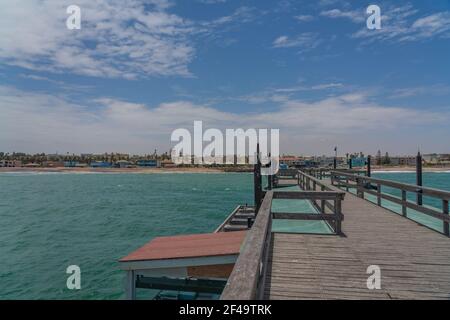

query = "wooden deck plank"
[265,187,450,300]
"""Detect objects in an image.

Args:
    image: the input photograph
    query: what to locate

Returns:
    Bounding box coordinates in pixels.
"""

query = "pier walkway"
[266,189,450,299]
[222,171,450,300]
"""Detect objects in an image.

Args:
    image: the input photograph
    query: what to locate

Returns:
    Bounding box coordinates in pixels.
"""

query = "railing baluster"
[335,196,342,235]
[402,190,407,217]
[356,178,364,198]
[444,200,449,237]
[321,186,325,213]
[377,183,381,206]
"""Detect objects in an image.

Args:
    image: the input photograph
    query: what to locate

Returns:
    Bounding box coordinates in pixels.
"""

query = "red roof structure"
[120,231,247,262]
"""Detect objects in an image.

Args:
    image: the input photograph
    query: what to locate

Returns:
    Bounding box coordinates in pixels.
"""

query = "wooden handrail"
[214,205,242,233]
[222,179,347,299]
[273,190,345,200]
[221,191,273,300]
[331,171,450,200]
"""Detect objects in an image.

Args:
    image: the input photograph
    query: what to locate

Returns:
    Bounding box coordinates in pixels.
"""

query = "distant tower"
[384,152,390,165]
[376,150,382,165]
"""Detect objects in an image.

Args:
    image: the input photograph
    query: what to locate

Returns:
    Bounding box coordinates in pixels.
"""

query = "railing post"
[356,177,364,198]
[377,183,381,206]
[416,152,423,206]
[254,145,262,214]
[402,190,407,217]
[321,186,325,213]
[334,197,342,235]
[444,200,449,237]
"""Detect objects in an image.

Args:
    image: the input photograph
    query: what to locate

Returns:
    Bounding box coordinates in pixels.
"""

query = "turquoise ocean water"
[0,171,449,299]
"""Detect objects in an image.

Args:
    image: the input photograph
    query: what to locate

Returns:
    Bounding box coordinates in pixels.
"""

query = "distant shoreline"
[0,167,238,174]
[1,166,449,174]
[372,166,450,173]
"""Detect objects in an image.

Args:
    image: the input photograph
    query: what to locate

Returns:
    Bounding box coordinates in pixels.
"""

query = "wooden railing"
[297,170,346,234]
[221,191,274,300]
[273,190,345,235]
[214,205,245,233]
[276,168,298,179]
[301,167,330,180]
[302,167,367,180]
[330,171,450,236]
[221,185,346,300]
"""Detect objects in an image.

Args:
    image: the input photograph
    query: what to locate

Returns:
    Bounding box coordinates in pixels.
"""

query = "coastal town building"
[0,160,22,167]
[389,156,417,166]
[279,156,299,167]
[42,161,64,168]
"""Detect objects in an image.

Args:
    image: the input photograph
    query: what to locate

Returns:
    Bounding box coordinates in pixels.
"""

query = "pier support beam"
[125,270,136,300]
[416,152,423,206]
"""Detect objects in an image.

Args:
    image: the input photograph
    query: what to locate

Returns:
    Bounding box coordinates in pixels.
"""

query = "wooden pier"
[221,169,450,300]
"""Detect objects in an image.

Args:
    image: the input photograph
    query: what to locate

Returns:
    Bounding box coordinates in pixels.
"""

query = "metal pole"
[367,155,371,177]
[416,152,423,205]
[254,144,262,213]
[334,146,337,169]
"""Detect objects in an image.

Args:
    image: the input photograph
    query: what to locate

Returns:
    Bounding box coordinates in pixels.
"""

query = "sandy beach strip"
[0,166,254,174]
[0,166,448,174]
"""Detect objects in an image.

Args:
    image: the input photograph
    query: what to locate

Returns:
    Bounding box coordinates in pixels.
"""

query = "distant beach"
[0,166,225,174]
[372,166,450,173]
[1,165,448,174]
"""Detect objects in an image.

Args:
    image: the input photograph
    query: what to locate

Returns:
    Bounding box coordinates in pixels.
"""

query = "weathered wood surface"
[265,188,450,300]
[330,171,450,234]
[276,179,298,186]
[221,191,273,300]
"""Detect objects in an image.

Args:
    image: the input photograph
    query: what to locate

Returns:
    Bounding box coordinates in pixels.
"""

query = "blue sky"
[0,0,449,155]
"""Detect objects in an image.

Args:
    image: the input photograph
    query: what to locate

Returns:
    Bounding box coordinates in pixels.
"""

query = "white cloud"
[390,85,450,99]
[0,86,447,154]
[0,0,196,78]
[197,0,227,4]
[273,33,322,50]
[274,83,343,93]
[352,6,450,43]
[320,8,365,23]
[0,1,259,79]
[295,15,314,22]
